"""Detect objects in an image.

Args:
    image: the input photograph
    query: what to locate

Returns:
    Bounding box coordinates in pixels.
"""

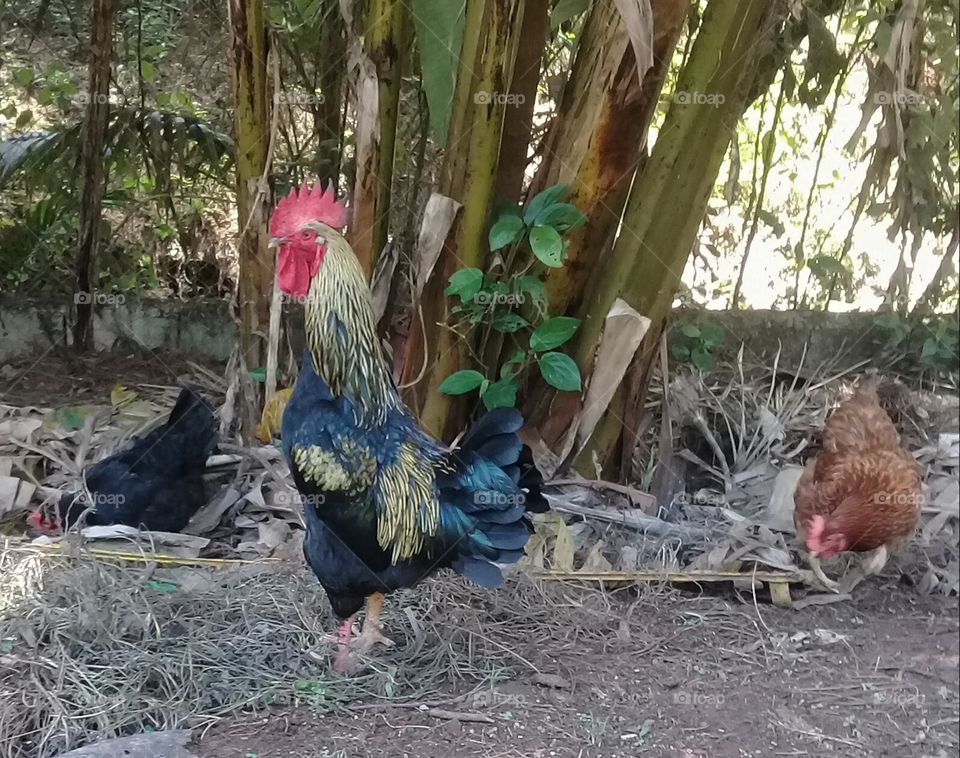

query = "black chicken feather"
[38,388,218,533]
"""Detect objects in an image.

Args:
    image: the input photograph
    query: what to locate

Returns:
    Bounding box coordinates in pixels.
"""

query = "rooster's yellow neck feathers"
[301,223,400,423]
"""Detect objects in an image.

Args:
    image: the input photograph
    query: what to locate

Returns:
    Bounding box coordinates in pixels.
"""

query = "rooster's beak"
[268,237,285,249]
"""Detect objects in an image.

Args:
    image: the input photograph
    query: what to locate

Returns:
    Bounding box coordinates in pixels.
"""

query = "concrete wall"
[0,296,236,362]
[0,295,906,369]
[672,308,888,370]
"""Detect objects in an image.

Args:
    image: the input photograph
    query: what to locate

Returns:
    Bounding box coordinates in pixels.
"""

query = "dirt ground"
[4,352,957,758]
[0,349,224,407]
[196,578,959,758]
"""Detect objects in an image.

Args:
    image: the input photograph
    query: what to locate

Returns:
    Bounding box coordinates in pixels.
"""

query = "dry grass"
[0,547,634,758]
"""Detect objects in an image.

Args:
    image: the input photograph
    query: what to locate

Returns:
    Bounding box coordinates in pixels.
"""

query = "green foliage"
[0,195,77,288]
[439,370,485,395]
[669,321,725,371]
[0,104,233,291]
[538,351,581,391]
[410,0,466,143]
[874,312,959,373]
[550,0,591,32]
[440,184,586,409]
[530,317,581,352]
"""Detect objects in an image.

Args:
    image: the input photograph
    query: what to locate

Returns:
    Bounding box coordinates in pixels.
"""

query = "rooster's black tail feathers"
[459,408,548,515]
[440,408,548,588]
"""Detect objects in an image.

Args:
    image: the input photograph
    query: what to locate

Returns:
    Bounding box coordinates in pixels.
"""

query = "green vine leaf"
[523,184,568,225]
[439,370,485,395]
[533,202,586,231]
[489,215,525,251]
[491,312,529,333]
[539,352,581,391]
[444,268,484,301]
[530,317,581,351]
[529,225,564,267]
[514,275,546,306]
[481,377,519,409]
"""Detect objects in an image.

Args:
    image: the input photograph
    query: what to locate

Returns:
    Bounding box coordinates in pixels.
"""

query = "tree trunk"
[350,0,408,277]
[532,0,689,319]
[229,0,273,438]
[316,0,346,181]
[400,0,522,439]
[494,0,548,204]
[570,0,784,477]
[522,0,689,444]
[73,0,118,352]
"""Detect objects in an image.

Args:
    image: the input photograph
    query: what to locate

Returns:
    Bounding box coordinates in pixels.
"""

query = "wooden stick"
[422,708,495,724]
[533,568,804,583]
[544,497,707,540]
[548,478,657,510]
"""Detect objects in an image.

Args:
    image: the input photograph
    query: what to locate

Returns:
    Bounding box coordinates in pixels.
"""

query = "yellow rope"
[24,542,281,568]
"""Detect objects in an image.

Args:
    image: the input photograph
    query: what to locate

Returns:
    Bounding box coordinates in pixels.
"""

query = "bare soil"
[196,578,959,758]
[0,348,224,407]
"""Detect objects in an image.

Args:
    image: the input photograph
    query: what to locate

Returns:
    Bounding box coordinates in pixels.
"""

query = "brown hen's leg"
[354,592,395,654]
[808,555,841,593]
[860,544,889,577]
[841,544,890,594]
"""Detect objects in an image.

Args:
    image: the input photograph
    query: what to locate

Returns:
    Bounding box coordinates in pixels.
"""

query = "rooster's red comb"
[270,180,348,238]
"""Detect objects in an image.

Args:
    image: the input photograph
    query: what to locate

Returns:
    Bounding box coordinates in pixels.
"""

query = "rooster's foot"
[353,624,395,655]
[333,648,356,675]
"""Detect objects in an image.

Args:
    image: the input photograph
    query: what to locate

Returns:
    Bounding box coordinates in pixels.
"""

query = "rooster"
[30,388,218,534]
[793,382,922,592]
[270,182,547,673]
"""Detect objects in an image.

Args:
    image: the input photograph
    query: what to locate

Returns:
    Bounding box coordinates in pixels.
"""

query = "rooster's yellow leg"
[354,592,395,653]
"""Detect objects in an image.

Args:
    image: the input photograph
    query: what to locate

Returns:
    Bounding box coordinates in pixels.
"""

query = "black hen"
[30,388,217,533]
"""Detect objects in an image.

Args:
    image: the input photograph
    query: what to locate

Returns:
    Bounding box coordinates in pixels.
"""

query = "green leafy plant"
[440,184,587,410]
[919,321,959,369]
[875,312,959,372]
[669,321,725,370]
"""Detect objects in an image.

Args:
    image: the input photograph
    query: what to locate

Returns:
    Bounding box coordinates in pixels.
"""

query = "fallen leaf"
[0,475,35,516]
[552,518,575,571]
[581,540,613,572]
[184,486,241,535]
[257,518,291,551]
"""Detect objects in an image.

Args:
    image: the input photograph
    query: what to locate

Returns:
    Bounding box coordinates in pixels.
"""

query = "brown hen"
[793,383,922,591]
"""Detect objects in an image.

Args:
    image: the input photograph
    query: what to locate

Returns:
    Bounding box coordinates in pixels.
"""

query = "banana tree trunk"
[571,0,783,477]
[229,0,273,437]
[521,0,688,443]
[536,0,688,318]
[73,0,119,352]
[400,0,522,438]
[316,0,346,181]
[494,0,548,204]
[350,0,408,276]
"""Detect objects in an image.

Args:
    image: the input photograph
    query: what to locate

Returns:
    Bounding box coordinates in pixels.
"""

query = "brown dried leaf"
[415,193,462,299]
[552,518,576,571]
[612,0,654,86]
